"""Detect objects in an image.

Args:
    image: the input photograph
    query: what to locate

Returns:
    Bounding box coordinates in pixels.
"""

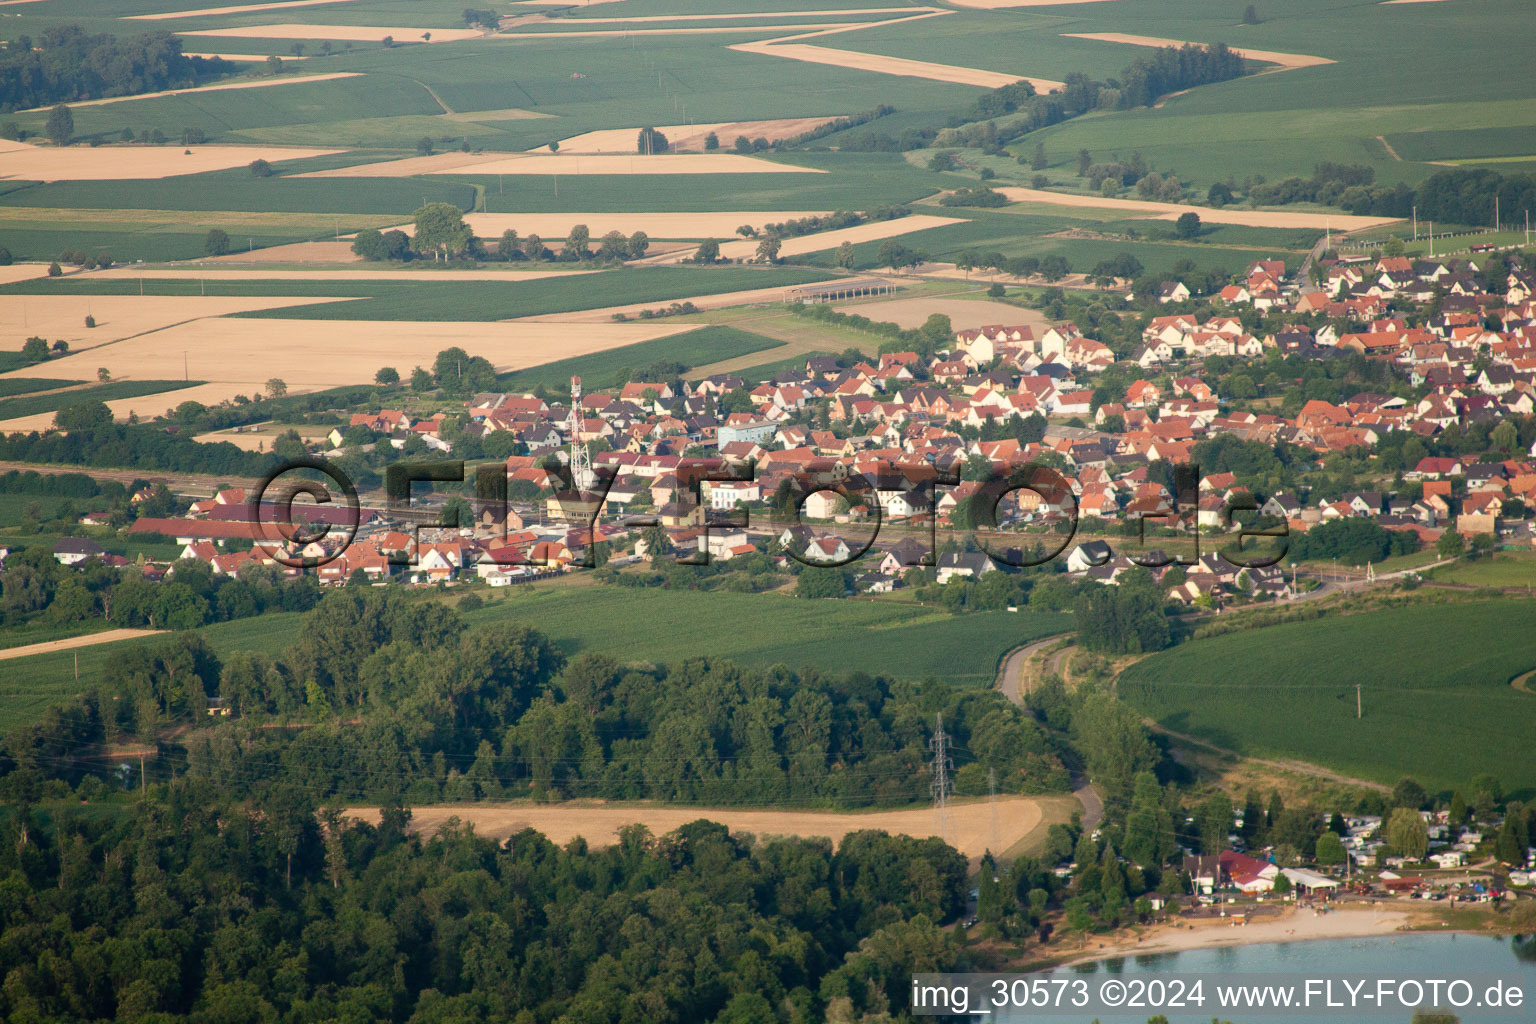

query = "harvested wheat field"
[18,73,360,113]
[0,295,347,354]
[182,24,485,43]
[1060,33,1335,69]
[97,266,600,282]
[193,424,332,450]
[207,241,360,263]
[300,151,822,178]
[0,139,344,181]
[504,23,882,41]
[833,296,1048,332]
[130,0,363,19]
[951,0,1118,6]
[0,629,167,662]
[569,7,941,23]
[348,796,1047,861]
[4,317,697,410]
[404,212,835,240]
[180,52,280,61]
[540,117,842,155]
[731,39,1052,90]
[993,187,1399,229]
[0,263,54,285]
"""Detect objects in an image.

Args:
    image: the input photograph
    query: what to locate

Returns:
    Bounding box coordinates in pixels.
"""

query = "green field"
[1118,600,1536,795]
[0,378,80,399]
[0,380,201,422]
[497,324,783,392]
[0,588,1069,733]
[229,266,832,320]
[0,612,305,734]
[0,266,831,319]
[1427,552,1536,589]
[464,586,1070,684]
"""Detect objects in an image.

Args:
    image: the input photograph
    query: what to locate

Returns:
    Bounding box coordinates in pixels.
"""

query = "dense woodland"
[0,789,969,1023]
[0,28,230,113]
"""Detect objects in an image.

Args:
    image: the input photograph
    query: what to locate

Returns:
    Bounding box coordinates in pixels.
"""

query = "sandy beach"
[1060,905,1414,966]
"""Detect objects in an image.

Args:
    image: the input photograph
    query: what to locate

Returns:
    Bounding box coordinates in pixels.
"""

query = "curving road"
[995,634,1103,832]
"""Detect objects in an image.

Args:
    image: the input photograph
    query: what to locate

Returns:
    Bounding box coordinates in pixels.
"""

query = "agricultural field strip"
[991,187,1399,230]
[537,119,844,154]
[296,152,825,177]
[385,212,839,239]
[516,8,946,24]
[0,295,354,354]
[0,208,397,231]
[178,26,487,43]
[0,317,703,424]
[722,7,1059,91]
[129,0,363,19]
[1058,33,1335,70]
[654,214,967,262]
[511,280,882,323]
[347,798,1045,861]
[14,73,362,113]
[948,0,1121,7]
[91,267,603,281]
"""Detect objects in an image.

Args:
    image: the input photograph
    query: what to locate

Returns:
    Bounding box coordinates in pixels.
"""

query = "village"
[41,246,1528,610]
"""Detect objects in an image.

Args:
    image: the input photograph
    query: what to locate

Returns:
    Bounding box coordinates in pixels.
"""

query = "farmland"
[495,324,784,392]
[0,587,1068,732]
[462,586,1071,685]
[1117,601,1536,795]
[0,380,197,422]
[351,795,1054,862]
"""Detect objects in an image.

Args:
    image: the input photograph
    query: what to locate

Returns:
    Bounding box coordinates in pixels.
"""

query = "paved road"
[994,634,1104,831]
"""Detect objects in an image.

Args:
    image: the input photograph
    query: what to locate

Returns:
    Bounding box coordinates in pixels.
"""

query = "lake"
[992,933,1536,1023]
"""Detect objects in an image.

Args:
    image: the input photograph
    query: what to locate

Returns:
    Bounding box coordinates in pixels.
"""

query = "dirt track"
[348,797,1046,860]
[0,629,166,662]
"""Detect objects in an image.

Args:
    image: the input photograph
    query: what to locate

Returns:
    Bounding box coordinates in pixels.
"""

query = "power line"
[929,713,951,842]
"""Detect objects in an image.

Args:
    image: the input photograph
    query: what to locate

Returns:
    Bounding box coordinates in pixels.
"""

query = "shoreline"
[1040,905,1424,969]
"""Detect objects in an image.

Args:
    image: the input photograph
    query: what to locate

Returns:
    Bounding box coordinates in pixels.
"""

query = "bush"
[939,187,1008,208]
[249,158,274,177]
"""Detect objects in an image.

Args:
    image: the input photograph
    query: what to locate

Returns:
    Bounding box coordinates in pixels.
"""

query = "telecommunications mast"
[567,375,594,490]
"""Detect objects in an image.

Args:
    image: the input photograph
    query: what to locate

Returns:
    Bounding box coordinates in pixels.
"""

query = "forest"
[1,590,1073,808]
[0,28,232,112]
[0,786,969,1023]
